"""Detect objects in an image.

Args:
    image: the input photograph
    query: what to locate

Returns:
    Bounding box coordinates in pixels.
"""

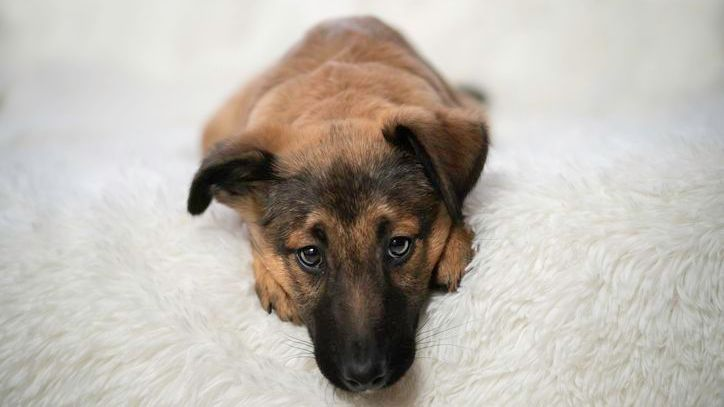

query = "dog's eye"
[387,237,412,259]
[297,246,323,270]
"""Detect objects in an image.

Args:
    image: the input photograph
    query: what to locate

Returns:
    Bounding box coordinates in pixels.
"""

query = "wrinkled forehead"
[284,204,422,250]
[275,121,392,175]
[263,136,438,243]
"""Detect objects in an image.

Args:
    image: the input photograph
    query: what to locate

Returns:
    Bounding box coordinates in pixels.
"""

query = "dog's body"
[188,16,488,392]
[201,17,478,152]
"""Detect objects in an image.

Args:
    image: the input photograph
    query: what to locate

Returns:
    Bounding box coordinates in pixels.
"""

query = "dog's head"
[187,107,488,391]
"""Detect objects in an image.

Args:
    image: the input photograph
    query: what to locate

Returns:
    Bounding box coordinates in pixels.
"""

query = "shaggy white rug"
[1,1,723,405]
[2,93,722,405]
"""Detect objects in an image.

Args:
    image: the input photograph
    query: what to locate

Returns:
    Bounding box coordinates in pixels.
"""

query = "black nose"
[341,358,388,392]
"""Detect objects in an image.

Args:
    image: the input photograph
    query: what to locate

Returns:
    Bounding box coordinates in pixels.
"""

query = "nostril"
[342,362,388,391]
[346,378,361,388]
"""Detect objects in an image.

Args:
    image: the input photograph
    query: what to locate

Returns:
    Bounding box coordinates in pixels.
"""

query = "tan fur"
[426,205,454,270]
[433,225,474,291]
[201,16,485,322]
[202,16,482,154]
[248,224,302,324]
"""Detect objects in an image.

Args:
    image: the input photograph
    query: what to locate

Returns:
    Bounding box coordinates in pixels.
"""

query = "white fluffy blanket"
[1,1,723,405]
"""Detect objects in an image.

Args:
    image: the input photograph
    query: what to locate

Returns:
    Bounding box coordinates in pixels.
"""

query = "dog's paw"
[253,257,302,325]
[433,225,474,292]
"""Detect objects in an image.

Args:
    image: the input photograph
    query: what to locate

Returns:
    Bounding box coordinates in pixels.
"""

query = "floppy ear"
[383,108,489,223]
[187,141,276,215]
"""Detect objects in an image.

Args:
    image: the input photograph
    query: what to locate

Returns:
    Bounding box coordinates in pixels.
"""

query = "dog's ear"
[187,140,276,215]
[383,108,489,223]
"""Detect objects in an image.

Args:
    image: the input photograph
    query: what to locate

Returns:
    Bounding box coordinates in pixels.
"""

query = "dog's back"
[202,16,472,152]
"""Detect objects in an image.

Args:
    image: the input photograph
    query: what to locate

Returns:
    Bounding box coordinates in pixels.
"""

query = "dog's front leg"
[252,255,301,324]
[433,224,474,292]
[248,225,302,325]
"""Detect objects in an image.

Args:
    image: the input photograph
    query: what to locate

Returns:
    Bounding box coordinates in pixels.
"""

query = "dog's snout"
[340,341,389,391]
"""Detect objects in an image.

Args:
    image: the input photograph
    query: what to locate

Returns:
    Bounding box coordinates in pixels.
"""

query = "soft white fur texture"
[1,1,723,405]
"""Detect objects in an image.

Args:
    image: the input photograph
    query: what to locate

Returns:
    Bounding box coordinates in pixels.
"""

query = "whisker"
[286,340,313,350]
[417,315,432,332]
[282,335,313,348]
[416,325,463,342]
[416,318,471,337]
[284,343,315,354]
[283,339,312,348]
[283,333,313,346]
[416,336,457,347]
[284,353,314,358]
[417,342,474,352]
[416,329,468,345]
[418,342,473,351]
[415,316,488,342]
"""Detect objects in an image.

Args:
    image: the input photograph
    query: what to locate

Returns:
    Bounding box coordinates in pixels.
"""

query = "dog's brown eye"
[297,246,323,270]
[387,237,412,258]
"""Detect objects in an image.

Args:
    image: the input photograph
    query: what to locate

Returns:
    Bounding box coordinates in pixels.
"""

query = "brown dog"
[188,16,488,392]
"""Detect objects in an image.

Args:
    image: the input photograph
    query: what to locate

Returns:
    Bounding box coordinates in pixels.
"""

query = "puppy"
[188,16,488,392]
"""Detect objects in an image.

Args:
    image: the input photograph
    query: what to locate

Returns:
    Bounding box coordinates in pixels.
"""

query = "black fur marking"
[262,148,438,254]
[383,125,462,223]
[311,224,327,245]
[187,150,276,215]
[376,218,391,242]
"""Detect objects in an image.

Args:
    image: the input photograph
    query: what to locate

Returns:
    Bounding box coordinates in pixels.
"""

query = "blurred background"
[1,0,723,152]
